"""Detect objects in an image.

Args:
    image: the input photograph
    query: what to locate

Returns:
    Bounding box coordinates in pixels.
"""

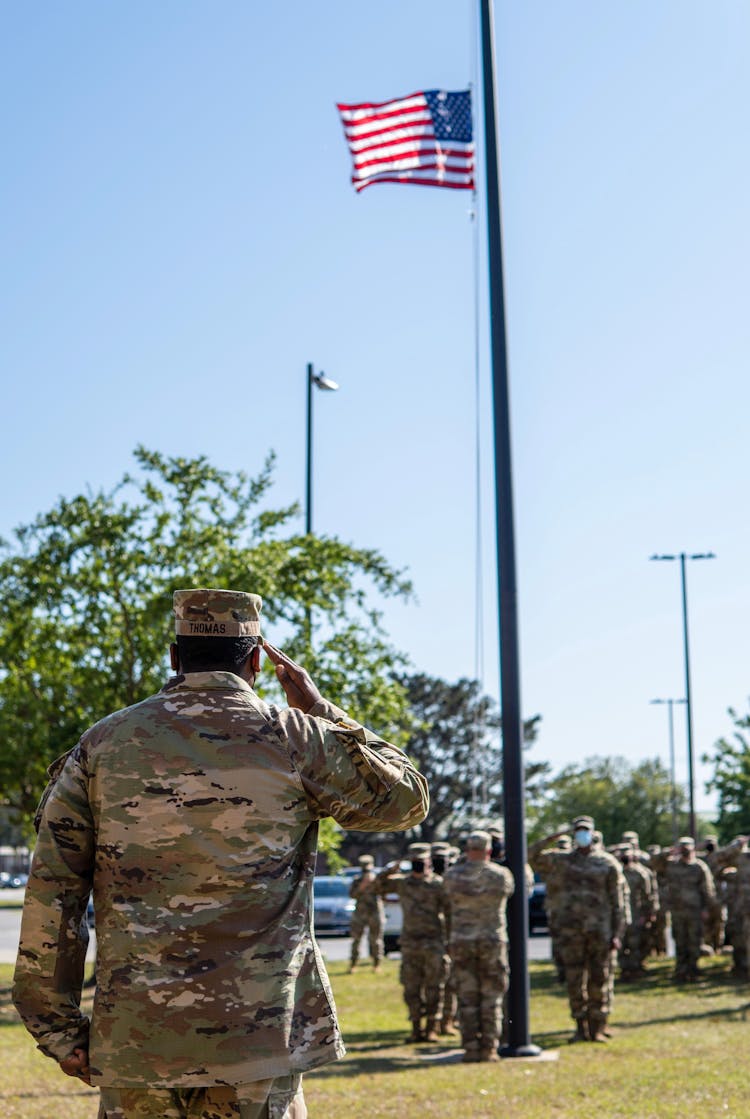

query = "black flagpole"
[479,0,539,1057]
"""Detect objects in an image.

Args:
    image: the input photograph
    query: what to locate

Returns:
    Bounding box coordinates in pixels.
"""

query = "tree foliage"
[398,673,545,843]
[527,754,686,847]
[704,703,750,843]
[0,446,412,850]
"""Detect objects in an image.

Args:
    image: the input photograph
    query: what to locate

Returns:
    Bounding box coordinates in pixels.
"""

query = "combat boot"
[407,1018,423,1043]
[462,1046,480,1063]
[423,1018,440,1042]
[568,1018,588,1044]
[479,1049,501,1062]
[440,1015,459,1036]
[588,1013,609,1043]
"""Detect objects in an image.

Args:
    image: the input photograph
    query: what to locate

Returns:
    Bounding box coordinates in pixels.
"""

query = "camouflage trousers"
[399,941,448,1022]
[450,938,509,1055]
[671,908,702,977]
[349,908,384,964]
[620,918,647,975]
[558,928,612,1021]
[703,898,725,952]
[98,1074,306,1119]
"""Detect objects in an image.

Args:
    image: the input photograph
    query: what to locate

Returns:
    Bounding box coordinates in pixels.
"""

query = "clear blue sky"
[3,1,749,817]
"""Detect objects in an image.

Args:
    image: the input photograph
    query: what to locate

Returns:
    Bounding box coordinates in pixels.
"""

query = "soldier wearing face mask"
[529,816,628,1043]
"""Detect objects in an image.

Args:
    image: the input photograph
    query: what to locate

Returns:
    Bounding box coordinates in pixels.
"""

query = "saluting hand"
[263,644,322,713]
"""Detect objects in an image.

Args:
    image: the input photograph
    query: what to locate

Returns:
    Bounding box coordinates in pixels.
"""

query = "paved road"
[1,902,552,965]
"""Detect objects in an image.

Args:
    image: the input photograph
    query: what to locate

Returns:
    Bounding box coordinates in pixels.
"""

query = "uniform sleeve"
[609,863,628,937]
[276,699,429,833]
[528,838,559,877]
[13,744,94,1063]
[699,861,716,906]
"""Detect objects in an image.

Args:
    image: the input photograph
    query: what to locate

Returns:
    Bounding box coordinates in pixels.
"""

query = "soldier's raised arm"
[528,829,569,873]
[265,644,428,833]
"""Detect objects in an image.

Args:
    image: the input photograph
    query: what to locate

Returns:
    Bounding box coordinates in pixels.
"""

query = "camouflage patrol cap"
[448,846,461,861]
[408,843,431,858]
[173,588,263,638]
[678,836,695,848]
[465,830,492,851]
[556,835,572,850]
[572,815,595,830]
[622,830,639,843]
[431,842,451,854]
[487,823,505,839]
[358,854,374,867]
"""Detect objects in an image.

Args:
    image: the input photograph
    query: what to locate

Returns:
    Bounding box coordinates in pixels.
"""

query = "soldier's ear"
[250,644,262,674]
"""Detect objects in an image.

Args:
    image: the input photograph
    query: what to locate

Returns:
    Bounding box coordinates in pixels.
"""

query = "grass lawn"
[2,955,750,1118]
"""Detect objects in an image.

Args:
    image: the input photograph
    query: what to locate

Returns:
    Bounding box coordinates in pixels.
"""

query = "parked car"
[528,876,547,934]
[313,876,356,936]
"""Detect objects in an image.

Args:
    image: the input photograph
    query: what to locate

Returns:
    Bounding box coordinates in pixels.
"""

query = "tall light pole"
[650,697,686,844]
[305,362,339,535]
[649,552,716,839]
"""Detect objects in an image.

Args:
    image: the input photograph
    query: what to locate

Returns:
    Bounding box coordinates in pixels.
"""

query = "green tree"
[704,703,750,843]
[397,673,545,843]
[527,755,686,847]
[0,446,412,860]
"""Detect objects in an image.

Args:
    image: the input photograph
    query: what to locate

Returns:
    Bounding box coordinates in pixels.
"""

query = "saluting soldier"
[377,842,450,1042]
[13,587,429,1119]
[530,816,628,1043]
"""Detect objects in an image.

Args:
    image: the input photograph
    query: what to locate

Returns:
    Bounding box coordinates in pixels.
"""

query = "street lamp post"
[649,552,716,839]
[649,697,687,843]
[305,362,339,535]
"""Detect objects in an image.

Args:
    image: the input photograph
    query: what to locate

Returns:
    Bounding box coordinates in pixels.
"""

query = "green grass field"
[3,955,749,1118]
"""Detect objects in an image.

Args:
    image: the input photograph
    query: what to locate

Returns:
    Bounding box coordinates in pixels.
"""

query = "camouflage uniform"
[544,836,572,983]
[377,843,450,1041]
[348,856,384,969]
[699,838,725,951]
[444,832,514,1062]
[646,845,669,957]
[530,817,627,1042]
[430,842,458,1035]
[664,838,715,981]
[13,588,429,1118]
[714,841,750,978]
[719,867,746,977]
[618,852,658,978]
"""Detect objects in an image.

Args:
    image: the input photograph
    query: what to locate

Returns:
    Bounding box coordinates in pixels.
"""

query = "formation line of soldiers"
[348,814,750,1055]
[348,831,514,1062]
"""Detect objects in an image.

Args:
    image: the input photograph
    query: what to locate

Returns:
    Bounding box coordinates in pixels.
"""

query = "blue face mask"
[574,829,593,847]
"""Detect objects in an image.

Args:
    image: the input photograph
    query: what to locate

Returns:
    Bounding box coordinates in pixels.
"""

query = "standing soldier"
[699,836,725,952]
[617,845,658,979]
[430,842,458,1036]
[444,831,514,1063]
[713,837,750,978]
[719,867,746,978]
[348,854,385,972]
[665,837,715,982]
[646,844,669,957]
[13,588,429,1119]
[529,816,628,1043]
[378,843,450,1042]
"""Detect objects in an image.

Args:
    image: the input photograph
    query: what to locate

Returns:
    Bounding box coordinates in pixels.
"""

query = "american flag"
[336,89,474,193]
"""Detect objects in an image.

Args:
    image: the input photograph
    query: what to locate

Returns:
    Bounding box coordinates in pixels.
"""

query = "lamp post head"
[312,372,339,392]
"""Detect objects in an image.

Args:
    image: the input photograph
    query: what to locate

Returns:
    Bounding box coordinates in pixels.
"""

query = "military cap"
[407,842,431,858]
[465,830,492,851]
[703,835,718,846]
[487,823,505,838]
[173,588,263,638]
[556,835,572,850]
[431,842,451,854]
[448,846,461,862]
[572,815,595,830]
[621,830,639,843]
[358,854,374,867]
[678,836,695,848]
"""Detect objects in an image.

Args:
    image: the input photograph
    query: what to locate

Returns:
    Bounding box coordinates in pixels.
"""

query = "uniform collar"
[162,670,255,694]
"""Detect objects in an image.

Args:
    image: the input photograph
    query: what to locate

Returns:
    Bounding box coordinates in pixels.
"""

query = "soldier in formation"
[430,841,459,1035]
[530,815,628,1043]
[348,853,385,972]
[617,844,659,979]
[13,587,429,1119]
[377,842,450,1042]
[651,837,715,982]
[713,836,750,978]
[444,830,515,1063]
